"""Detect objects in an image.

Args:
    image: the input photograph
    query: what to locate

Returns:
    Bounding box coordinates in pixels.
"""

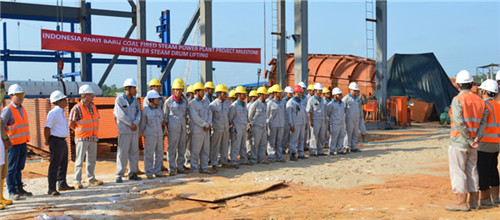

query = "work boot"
[74,183,84,189]
[480,189,494,207]
[290,153,298,161]
[0,204,4,210]
[128,174,142,181]
[58,182,75,191]
[161,165,169,171]
[0,179,12,205]
[89,179,104,186]
[351,148,361,153]
[9,194,20,201]
[146,175,154,180]
[115,177,123,183]
[468,192,480,210]
[47,190,60,196]
[155,174,167,178]
[492,186,500,204]
[17,188,33,197]
[444,193,470,211]
[169,171,177,176]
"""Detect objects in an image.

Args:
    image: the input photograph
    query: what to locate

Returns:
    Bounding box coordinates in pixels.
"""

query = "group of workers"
[445,70,500,211]
[0,76,368,204]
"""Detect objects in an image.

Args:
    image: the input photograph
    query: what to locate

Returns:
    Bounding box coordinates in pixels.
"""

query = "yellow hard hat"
[273,84,283,93]
[322,87,331,94]
[148,78,162,87]
[215,84,228,93]
[228,90,236,98]
[268,85,275,94]
[307,84,314,91]
[204,81,215,89]
[223,84,229,91]
[173,78,185,86]
[235,86,246,94]
[192,82,204,91]
[249,90,258,97]
[186,85,194,93]
[257,87,268,95]
[171,80,184,90]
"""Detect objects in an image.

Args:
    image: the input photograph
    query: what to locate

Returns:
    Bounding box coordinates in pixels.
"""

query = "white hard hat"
[50,90,67,103]
[496,70,500,81]
[8,84,24,95]
[313,83,323,90]
[123,78,138,87]
[78,84,95,94]
[284,86,293,94]
[298,81,306,89]
[348,82,360,91]
[455,70,473,84]
[332,87,342,95]
[146,90,161,99]
[479,79,498,94]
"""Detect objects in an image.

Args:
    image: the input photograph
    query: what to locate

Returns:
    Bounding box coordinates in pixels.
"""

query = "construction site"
[0,0,499,219]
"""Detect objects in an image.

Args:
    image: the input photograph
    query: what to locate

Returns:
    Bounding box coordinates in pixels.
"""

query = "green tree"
[101,84,124,97]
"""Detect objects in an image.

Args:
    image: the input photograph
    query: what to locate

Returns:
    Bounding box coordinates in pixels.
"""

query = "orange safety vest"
[481,100,500,143]
[5,104,30,145]
[74,102,99,139]
[449,92,485,138]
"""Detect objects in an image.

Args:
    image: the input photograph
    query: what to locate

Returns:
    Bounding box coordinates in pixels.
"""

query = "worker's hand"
[471,138,479,149]
[290,126,295,132]
[309,121,314,128]
[3,139,11,150]
[130,123,137,131]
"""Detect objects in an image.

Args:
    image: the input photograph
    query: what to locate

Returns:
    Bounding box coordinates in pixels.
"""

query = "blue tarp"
[231,81,267,88]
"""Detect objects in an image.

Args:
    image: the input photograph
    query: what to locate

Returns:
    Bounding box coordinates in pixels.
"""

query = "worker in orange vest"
[445,70,487,211]
[69,85,104,189]
[1,84,32,201]
[476,79,500,207]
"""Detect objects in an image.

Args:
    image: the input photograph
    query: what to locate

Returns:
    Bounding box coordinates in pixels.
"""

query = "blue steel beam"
[0,14,79,23]
[0,55,163,65]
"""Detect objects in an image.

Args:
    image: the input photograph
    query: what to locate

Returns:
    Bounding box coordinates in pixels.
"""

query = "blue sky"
[1,0,499,89]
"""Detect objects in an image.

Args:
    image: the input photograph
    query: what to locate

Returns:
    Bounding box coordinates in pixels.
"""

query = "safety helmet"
[215,84,228,93]
[332,87,342,95]
[123,78,137,87]
[284,86,293,94]
[7,84,24,95]
[322,87,331,94]
[479,79,498,93]
[455,70,473,84]
[273,84,283,93]
[298,81,306,89]
[223,84,229,91]
[268,85,275,94]
[192,82,204,91]
[235,86,246,94]
[50,90,67,103]
[313,83,323,90]
[78,84,95,94]
[228,90,236,98]
[148,78,162,87]
[146,90,161,99]
[171,81,184,90]
[496,70,500,81]
[348,82,360,91]
[173,78,185,87]
[204,81,215,89]
[293,85,304,93]
[307,84,314,91]
[249,90,258,97]
[257,87,268,95]
[186,85,194,94]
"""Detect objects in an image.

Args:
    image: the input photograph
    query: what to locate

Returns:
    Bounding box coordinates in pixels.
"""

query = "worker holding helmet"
[342,82,363,153]
[69,84,103,189]
[325,87,346,155]
[306,83,327,156]
[163,79,189,175]
[267,84,286,162]
[287,85,308,161]
[114,78,142,183]
[1,84,32,200]
[444,70,487,211]
[228,86,249,168]
[209,84,231,169]
[139,90,167,179]
[188,82,213,173]
[248,86,268,164]
[476,79,500,207]
[44,90,74,196]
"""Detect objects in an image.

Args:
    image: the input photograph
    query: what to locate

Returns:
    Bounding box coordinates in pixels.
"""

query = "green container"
[440,112,450,124]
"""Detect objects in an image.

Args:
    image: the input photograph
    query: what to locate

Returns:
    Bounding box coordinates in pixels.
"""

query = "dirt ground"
[1,123,500,219]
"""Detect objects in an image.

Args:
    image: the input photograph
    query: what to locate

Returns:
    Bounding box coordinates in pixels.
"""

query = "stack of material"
[409,98,435,122]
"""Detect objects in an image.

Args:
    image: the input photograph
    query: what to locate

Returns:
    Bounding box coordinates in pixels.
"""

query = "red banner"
[41,29,261,63]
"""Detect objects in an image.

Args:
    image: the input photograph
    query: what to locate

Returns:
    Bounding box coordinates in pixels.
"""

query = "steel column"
[136,0,147,97]
[3,22,7,79]
[376,0,388,119]
[294,0,308,86]
[200,0,213,83]
[277,0,286,88]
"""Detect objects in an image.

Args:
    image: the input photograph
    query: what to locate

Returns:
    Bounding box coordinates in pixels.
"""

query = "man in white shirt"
[44,91,74,196]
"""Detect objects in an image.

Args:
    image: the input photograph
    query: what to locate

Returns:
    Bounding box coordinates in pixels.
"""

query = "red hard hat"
[293,85,304,93]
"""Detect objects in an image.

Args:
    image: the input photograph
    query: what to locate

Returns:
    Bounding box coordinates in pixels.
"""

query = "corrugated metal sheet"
[268,54,376,96]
